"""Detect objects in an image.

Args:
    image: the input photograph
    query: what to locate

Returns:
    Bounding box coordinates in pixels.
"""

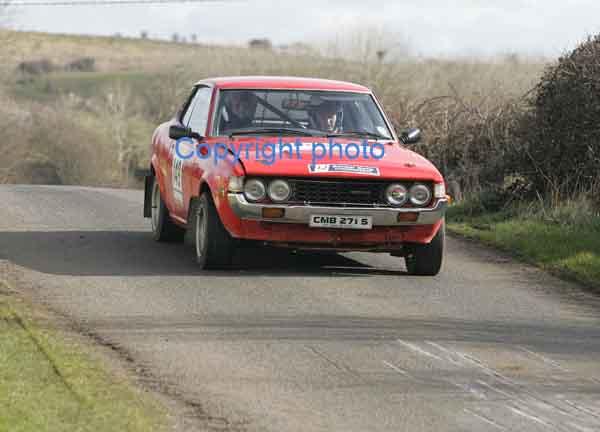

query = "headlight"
[228,176,245,193]
[434,183,446,198]
[409,184,432,206]
[385,183,408,206]
[267,179,291,202]
[244,179,266,202]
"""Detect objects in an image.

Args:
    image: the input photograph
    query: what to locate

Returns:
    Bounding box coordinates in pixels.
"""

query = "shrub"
[3,155,62,184]
[519,35,600,196]
[65,57,96,72]
[17,59,55,75]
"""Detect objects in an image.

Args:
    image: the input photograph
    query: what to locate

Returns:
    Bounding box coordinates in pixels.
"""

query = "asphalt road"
[1,185,599,432]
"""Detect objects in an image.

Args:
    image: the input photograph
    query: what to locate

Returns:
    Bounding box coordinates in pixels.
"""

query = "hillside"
[0,30,546,187]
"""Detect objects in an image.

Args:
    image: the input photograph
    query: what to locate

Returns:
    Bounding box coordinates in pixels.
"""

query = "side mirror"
[169,124,203,141]
[169,124,192,140]
[400,128,422,145]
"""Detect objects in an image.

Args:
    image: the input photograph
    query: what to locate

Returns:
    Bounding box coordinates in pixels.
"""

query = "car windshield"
[213,89,393,139]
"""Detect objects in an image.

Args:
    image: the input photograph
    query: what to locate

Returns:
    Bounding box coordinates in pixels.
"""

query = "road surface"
[1,185,599,432]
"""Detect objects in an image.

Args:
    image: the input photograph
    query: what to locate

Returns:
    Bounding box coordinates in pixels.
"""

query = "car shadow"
[0,230,407,277]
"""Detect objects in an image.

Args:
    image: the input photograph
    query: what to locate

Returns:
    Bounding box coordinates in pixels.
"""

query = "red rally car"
[144,76,448,275]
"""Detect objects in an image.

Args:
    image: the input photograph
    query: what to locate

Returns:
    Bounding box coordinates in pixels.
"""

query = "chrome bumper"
[227,194,448,226]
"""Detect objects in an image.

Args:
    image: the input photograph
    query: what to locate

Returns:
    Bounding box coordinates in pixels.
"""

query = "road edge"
[0,276,206,432]
[447,224,600,295]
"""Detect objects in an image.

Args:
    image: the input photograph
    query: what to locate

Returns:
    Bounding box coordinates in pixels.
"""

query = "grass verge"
[0,281,167,432]
[447,203,600,291]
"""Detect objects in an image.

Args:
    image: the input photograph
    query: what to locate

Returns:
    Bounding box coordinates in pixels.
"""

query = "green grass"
[447,203,600,290]
[0,283,167,432]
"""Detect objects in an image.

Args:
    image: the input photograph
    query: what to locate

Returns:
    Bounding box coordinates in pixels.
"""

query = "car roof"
[195,76,371,93]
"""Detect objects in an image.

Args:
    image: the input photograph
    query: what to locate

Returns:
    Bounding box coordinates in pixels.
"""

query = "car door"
[164,87,199,218]
[170,85,213,220]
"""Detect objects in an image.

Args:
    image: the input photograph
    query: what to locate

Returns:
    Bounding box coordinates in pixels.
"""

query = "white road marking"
[565,422,597,432]
[425,341,465,366]
[563,399,600,420]
[477,379,590,429]
[477,379,525,402]
[464,408,508,431]
[382,356,485,401]
[396,339,444,362]
[464,352,593,429]
[382,360,410,377]
[510,406,553,428]
[396,340,487,400]
[395,340,600,431]
[453,382,488,401]
[460,352,516,384]
[519,346,600,385]
[518,346,570,372]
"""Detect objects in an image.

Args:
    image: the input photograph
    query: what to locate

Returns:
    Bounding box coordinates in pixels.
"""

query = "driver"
[309,100,339,132]
[219,91,257,132]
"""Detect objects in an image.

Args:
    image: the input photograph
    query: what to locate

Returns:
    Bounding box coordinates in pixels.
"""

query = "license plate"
[309,215,373,230]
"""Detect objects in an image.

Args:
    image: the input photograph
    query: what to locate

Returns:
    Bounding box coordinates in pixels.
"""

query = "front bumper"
[227,193,448,226]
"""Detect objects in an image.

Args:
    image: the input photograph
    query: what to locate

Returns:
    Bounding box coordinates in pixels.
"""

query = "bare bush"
[0,104,111,185]
[17,59,55,76]
[92,81,149,183]
[4,156,62,185]
[140,66,193,124]
[406,92,531,194]
[65,57,96,72]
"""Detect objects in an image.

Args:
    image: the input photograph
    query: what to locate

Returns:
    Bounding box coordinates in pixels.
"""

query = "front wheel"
[192,192,235,269]
[405,221,445,276]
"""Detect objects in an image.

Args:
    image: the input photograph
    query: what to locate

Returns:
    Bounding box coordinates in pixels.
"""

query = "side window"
[187,87,213,136]
[181,87,199,126]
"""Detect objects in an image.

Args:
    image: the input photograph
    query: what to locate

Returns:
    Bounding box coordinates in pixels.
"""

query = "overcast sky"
[8,0,600,57]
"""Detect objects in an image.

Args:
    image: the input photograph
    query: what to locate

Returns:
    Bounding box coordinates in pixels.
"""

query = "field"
[0,29,545,188]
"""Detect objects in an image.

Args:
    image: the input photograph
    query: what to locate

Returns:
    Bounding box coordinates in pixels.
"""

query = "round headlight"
[386,183,408,206]
[244,179,266,202]
[267,179,291,202]
[409,184,432,206]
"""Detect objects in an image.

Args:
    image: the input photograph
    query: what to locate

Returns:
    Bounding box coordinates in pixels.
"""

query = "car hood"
[227,137,443,182]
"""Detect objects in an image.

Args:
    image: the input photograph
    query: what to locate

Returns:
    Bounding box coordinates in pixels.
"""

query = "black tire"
[405,221,445,276]
[192,192,235,269]
[150,177,184,242]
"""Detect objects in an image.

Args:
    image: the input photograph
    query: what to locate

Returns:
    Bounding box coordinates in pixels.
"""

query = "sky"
[7,0,600,58]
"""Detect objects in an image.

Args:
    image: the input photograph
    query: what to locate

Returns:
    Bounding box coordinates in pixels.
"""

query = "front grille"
[288,179,387,206]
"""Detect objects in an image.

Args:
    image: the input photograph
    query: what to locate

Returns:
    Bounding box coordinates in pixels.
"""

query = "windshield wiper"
[228,127,324,138]
[327,130,390,140]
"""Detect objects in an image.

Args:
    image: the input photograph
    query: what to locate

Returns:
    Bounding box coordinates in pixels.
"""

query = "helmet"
[309,98,339,132]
